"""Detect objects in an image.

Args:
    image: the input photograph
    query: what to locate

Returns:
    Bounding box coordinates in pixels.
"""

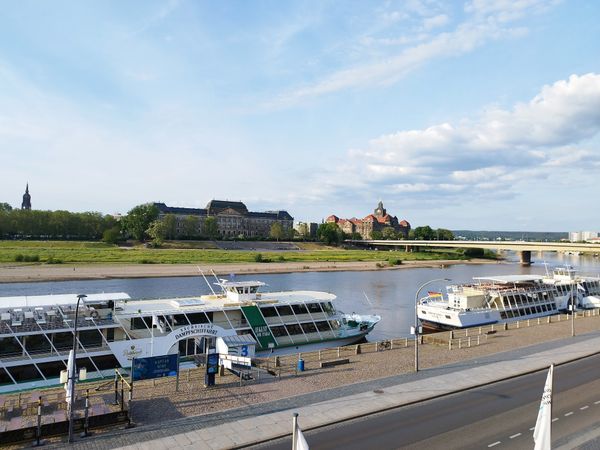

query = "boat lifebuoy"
[90,310,99,319]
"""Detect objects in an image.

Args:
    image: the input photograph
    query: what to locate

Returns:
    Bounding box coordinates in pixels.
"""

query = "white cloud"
[267,0,557,108]
[334,73,600,204]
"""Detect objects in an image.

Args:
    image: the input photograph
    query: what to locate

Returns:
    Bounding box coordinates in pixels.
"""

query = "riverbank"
[0,259,500,283]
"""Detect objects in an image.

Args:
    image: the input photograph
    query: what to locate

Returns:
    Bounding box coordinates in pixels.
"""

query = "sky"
[1,0,599,231]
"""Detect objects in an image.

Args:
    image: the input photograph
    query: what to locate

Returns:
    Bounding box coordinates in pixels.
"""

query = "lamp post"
[414,278,450,372]
[571,281,575,337]
[68,294,87,443]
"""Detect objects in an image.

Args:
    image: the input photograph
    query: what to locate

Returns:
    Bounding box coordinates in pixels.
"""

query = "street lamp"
[68,294,87,443]
[414,278,450,372]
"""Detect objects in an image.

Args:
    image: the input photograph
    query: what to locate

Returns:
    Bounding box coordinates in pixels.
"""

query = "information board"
[132,354,179,381]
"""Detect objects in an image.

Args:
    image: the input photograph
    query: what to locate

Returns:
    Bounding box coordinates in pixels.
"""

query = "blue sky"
[1,0,599,231]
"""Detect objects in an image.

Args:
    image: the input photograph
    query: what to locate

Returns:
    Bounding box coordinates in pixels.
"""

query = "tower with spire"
[21,183,31,210]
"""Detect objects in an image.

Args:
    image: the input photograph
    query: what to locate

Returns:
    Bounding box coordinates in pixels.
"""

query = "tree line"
[316,223,454,245]
[0,206,118,240]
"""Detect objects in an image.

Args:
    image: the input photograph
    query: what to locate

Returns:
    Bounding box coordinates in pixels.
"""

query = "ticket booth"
[216,334,257,358]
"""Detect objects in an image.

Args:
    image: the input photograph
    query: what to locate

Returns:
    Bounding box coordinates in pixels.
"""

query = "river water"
[1,252,599,341]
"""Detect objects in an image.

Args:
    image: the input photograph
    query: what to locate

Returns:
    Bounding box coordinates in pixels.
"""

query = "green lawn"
[0,240,470,265]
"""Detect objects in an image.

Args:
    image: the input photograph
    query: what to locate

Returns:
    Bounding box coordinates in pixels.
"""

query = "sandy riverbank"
[0,259,500,284]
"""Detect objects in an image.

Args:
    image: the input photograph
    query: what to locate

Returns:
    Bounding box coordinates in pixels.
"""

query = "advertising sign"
[132,354,179,381]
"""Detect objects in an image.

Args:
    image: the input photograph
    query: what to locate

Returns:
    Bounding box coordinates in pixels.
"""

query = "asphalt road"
[251,354,600,450]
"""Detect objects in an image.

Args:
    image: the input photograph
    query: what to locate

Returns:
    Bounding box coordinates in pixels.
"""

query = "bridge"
[348,240,600,265]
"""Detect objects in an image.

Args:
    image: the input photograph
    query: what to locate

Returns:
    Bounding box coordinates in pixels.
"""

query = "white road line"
[529,427,535,431]
[565,412,574,416]
[580,405,589,410]
[552,418,559,422]
[488,441,501,447]
[595,400,600,405]
[509,433,522,439]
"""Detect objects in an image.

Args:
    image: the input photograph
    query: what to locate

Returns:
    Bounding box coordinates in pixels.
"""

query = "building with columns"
[154,200,293,239]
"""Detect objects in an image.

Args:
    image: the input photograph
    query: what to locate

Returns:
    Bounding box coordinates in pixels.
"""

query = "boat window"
[301,322,317,334]
[285,324,304,335]
[315,321,331,332]
[249,286,259,294]
[106,328,115,342]
[130,316,152,330]
[24,334,51,354]
[276,305,293,316]
[260,307,278,317]
[173,314,190,326]
[187,312,211,324]
[329,320,340,330]
[53,332,74,351]
[0,336,22,357]
[270,325,287,337]
[79,329,103,347]
[500,312,507,319]
[7,364,43,383]
[322,302,334,313]
[306,303,322,314]
[291,304,308,315]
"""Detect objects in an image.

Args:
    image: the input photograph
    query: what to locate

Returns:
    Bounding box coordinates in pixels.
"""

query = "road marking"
[488,441,501,447]
[510,433,522,439]
[552,418,559,422]
[565,412,574,416]
[580,405,589,410]
[529,427,535,431]
[595,400,600,405]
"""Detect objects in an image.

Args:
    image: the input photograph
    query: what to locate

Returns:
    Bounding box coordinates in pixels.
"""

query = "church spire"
[21,183,31,210]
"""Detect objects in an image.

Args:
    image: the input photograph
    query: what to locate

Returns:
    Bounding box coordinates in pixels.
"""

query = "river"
[1,252,599,341]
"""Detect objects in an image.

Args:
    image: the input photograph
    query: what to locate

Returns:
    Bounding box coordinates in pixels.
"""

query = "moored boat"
[417,275,559,331]
[0,280,380,392]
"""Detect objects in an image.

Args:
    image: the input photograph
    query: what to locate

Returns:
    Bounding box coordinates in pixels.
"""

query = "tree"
[204,216,219,240]
[163,214,177,240]
[122,203,159,241]
[0,203,12,212]
[296,223,309,240]
[102,226,122,244]
[317,223,344,245]
[382,227,397,240]
[182,215,199,238]
[270,222,284,241]
[371,231,383,240]
[146,220,167,246]
[412,225,435,240]
[436,228,455,240]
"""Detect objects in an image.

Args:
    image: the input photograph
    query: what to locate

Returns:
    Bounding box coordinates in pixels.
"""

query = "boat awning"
[220,334,257,347]
[0,292,131,309]
[473,275,544,284]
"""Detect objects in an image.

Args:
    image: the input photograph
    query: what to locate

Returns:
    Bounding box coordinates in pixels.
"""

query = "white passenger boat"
[417,275,560,331]
[0,280,380,392]
[542,266,600,310]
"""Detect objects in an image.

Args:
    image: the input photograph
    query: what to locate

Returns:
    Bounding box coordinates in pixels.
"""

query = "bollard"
[404,337,408,347]
[477,336,480,345]
[448,339,452,350]
[126,388,134,428]
[503,323,508,331]
[81,390,90,437]
[275,356,280,368]
[527,319,530,327]
[120,379,125,411]
[458,339,462,349]
[390,339,394,350]
[114,371,119,405]
[318,350,322,361]
[337,347,341,358]
[355,344,361,355]
[33,395,43,447]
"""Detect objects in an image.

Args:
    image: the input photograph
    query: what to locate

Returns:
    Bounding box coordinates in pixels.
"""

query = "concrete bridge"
[348,240,600,265]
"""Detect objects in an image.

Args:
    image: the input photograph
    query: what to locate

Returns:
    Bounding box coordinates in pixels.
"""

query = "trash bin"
[297,359,305,372]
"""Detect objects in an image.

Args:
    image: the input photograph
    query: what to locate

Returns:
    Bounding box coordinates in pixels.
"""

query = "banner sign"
[132,354,179,381]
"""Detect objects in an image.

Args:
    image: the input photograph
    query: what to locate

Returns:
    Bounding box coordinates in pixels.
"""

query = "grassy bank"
[0,241,472,265]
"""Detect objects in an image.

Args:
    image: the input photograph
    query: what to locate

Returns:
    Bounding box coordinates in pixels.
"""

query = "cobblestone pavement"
[44,324,600,450]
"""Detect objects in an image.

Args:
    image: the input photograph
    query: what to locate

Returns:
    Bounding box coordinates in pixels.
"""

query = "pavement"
[56,331,600,450]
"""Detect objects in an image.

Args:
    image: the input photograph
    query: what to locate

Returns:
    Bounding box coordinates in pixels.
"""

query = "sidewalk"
[55,330,600,450]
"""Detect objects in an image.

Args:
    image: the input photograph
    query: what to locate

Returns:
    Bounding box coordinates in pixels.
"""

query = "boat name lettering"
[254,325,271,338]
[174,324,218,340]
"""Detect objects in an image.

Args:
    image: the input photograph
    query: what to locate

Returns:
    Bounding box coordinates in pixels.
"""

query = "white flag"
[294,424,309,450]
[533,364,553,450]
[65,350,75,406]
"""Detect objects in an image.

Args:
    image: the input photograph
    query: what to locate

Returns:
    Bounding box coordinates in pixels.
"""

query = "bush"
[46,256,63,264]
[254,253,263,262]
[388,258,402,266]
[139,258,156,264]
[277,255,285,262]
[14,254,24,262]
[461,248,484,258]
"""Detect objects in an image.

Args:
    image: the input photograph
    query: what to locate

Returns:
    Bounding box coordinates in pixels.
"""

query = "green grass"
[0,240,471,265]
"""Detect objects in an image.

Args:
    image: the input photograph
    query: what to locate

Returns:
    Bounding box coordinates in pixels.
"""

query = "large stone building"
[327,201,410,239]
[154,200,293,239]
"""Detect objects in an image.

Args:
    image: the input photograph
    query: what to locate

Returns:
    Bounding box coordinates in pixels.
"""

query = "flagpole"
[292,413,298,450]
